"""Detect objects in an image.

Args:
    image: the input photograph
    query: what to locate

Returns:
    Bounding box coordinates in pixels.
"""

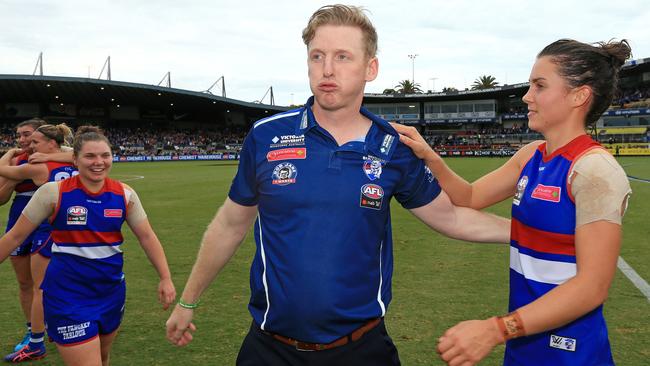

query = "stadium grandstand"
[0,71,287,161]
[364,57,650,157]
[1,57,649,159]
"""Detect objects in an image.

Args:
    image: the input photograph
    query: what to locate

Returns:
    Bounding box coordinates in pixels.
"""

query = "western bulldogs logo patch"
[272,162,298,185]
[360,184,384,210]
[363,156,385,181]
[67,206,88,225]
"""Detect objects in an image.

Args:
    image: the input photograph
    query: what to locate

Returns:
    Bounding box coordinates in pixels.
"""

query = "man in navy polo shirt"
[166,5,510,365]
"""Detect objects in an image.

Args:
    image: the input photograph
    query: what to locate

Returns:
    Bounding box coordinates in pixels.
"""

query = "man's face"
[307,24,378,113]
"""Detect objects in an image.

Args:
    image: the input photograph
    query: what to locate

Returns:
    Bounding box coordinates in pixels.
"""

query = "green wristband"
[178,298,200,309]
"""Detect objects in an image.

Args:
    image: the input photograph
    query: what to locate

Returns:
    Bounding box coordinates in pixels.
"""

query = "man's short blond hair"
[302,4,378,59]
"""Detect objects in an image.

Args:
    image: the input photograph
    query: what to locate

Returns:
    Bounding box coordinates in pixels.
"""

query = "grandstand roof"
[0,74,288,124]
[363,82,530,103]
[363,56,650,103]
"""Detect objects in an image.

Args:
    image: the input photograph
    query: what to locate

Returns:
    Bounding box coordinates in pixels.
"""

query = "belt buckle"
[294,341,318,352]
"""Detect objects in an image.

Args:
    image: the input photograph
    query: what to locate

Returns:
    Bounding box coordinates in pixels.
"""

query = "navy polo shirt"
[229,97,441,343]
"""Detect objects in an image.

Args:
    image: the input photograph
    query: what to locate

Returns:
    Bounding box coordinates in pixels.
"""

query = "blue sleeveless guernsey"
[506,134,614,365]
[43,176,127,300]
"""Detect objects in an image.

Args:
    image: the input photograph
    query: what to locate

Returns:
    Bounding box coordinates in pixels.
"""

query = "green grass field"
[0,157,648,365]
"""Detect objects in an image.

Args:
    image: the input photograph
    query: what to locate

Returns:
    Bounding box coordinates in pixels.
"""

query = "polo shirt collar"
[297,96,399,160]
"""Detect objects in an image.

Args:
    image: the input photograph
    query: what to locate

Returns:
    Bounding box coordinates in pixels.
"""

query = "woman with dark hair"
[394,39,632,365]
[0,126,175,366]
[0,123,77,362]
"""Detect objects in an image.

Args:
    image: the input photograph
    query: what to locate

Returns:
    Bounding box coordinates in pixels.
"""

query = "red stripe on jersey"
[52,230,123,245]
[511,218,575,256]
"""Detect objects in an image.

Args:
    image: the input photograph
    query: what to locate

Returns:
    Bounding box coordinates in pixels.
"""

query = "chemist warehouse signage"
[113,154,240,162]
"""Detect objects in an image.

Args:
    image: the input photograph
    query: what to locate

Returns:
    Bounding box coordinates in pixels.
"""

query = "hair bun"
[600,39,632,69]
[75,125,103,137]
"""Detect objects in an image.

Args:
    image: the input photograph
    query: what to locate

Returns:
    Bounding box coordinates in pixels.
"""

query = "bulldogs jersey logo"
[362,156,385,181]
[272,163,298,185]
[67,206,88,225]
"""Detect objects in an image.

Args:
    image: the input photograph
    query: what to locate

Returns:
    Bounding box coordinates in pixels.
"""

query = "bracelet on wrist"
[495,311,526,341]
[178,298,200,309]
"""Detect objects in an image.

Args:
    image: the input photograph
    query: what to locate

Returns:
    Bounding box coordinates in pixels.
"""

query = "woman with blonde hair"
[1,123,77,362]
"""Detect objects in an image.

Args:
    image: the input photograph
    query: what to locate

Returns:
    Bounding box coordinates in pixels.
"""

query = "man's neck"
[312,102,371,146]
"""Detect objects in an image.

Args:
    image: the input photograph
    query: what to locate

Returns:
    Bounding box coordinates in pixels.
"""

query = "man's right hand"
[166,306,197,346]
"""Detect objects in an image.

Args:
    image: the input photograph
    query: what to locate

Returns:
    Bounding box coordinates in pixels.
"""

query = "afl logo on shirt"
[513,176,528,206]
[67,206,88,225]
[360,184,384,210]
[272,162,297,185]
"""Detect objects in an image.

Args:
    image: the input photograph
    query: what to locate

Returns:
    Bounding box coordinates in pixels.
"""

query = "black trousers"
[236,320,401,366]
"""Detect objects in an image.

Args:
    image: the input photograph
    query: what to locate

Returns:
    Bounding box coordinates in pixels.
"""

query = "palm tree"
[471,75,499,90]
[394,80,422,94]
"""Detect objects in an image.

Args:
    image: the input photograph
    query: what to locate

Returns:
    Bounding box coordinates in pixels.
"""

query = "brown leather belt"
[264,318,381,352]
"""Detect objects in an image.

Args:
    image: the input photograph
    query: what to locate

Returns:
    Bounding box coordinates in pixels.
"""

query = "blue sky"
[2,0,648,106]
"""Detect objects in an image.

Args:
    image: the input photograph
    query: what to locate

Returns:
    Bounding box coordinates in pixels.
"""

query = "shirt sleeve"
[22,182,58,224]
[123,183,148,227]
[571,152,632,227]
[394,149,442,209]
[228,129,259,206]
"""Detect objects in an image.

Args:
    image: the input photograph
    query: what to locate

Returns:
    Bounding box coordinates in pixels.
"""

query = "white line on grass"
[627,176,650,183]
[112,175,145,182]
[617,257,650,302]
[617,173,650,302]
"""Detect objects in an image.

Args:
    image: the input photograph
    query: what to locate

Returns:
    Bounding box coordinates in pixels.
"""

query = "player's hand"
[390,122,441,164]
[436,318,503,366]
[28,152,48,163]
[158,277,177,310]
[3,148,22,162]
[166,305,197,347]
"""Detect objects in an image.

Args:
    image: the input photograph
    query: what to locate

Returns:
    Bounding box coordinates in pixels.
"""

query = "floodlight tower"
[408,54,418,84]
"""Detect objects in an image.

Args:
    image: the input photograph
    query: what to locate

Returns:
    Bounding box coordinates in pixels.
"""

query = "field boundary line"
[617,257,650,302]
[113,175,145,182]
[627,175,650,183]
[617,174,650,302]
